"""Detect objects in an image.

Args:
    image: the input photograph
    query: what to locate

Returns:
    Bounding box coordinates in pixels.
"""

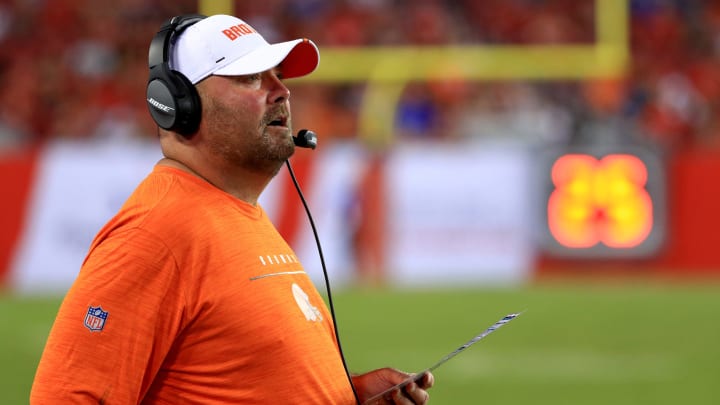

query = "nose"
[267,71,290,104]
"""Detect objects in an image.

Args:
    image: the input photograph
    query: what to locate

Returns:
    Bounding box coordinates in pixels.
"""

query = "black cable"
[285,159,361,405]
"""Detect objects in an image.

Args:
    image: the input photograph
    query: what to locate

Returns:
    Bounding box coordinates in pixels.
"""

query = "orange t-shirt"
[31,165,356,404]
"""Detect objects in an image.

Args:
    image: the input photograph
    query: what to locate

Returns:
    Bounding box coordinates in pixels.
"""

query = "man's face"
[196,68,295,175]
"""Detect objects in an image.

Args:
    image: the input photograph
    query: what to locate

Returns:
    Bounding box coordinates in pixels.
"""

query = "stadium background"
[1,0,719,404]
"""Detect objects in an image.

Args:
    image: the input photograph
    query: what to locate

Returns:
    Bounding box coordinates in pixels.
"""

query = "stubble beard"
[206,102,295,177]
[252,123,295,176]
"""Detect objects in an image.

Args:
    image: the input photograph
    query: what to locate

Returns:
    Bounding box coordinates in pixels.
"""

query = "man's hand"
[353,367,434,404]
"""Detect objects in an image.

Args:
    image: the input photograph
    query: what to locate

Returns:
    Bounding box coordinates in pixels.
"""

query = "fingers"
[394,371,433,404]
[356,369,434,404]
[389,381,430,405]
[415,371,435,389]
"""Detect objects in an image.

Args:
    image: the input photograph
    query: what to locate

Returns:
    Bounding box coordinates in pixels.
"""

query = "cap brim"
[213,38,319,79]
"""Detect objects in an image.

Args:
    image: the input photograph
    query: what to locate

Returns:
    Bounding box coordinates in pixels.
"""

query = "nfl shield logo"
[84,306,108,332]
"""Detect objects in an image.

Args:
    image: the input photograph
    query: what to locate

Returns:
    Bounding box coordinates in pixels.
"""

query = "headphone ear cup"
[146,67,201,136]
[168,70,201,135]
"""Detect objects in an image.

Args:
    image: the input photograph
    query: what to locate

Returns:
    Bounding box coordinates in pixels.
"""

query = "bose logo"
[147,97,174,113]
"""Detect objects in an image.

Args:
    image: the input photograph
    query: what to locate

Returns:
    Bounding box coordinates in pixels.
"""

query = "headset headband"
[148,15,206,69]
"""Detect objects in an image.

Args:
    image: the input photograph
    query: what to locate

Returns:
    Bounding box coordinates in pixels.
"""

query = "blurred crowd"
[1,0,720,151]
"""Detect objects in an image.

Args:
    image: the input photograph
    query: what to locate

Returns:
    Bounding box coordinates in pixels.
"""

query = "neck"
[157,157,269,205]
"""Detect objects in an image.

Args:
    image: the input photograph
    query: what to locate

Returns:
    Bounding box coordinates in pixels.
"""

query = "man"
[30,14,433,404]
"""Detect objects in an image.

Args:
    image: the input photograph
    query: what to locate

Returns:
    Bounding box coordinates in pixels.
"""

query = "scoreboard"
[539,145,666,259]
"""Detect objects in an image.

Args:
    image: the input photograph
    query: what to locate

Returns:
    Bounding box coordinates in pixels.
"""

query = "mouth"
[267,115,288,128]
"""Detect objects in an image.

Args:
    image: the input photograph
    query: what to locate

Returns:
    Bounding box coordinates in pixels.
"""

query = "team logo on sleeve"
[84,306,109,332]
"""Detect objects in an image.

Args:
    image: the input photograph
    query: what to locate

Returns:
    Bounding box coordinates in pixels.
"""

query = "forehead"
[195,69,284,99]
[199,67,282,84]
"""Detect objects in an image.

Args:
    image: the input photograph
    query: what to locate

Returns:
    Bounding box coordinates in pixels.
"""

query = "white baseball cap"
[171,14,320,84]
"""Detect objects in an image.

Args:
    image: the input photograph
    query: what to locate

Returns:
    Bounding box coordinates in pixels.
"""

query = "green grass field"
[2,280,719,404]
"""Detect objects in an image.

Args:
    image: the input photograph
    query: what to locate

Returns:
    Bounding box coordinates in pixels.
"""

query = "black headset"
[146,14,207,136]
